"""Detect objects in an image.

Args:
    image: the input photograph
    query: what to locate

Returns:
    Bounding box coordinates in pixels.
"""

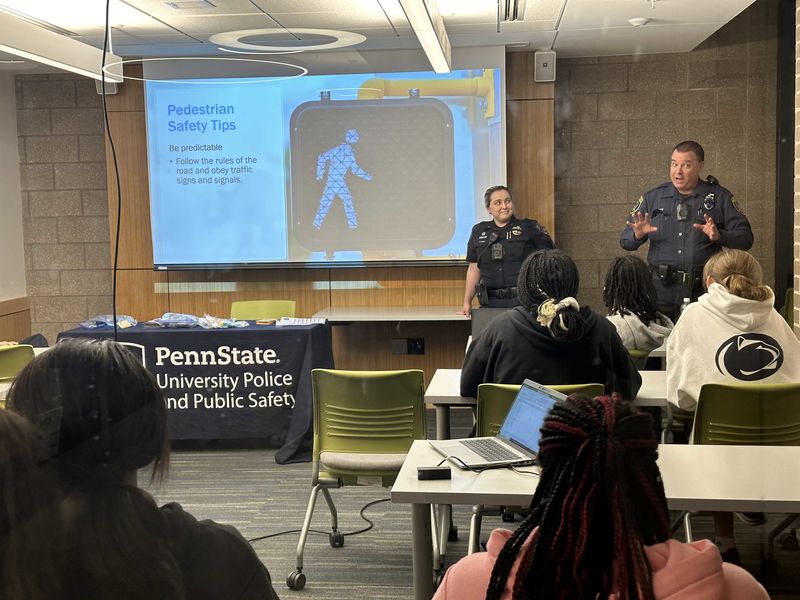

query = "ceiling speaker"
[533,50,556,83]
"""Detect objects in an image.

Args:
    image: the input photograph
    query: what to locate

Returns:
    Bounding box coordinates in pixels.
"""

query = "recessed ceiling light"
[164,1,216,9]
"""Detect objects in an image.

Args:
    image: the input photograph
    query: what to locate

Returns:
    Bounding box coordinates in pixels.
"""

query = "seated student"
[667,249,800,411]
[461,249,641,401]
[433,396,769,600]
[7,338,280,600]
[603,255,674,358]
[0,410,63,600]
[667,249,800,564]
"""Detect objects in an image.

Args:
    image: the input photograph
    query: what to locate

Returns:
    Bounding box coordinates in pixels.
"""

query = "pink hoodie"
[433,528,769,600]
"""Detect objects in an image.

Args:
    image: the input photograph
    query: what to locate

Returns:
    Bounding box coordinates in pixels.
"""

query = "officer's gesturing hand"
[693,213,721,242]
[628,212,658,240]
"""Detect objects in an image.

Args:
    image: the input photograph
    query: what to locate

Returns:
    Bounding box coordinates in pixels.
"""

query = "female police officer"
[460,185,554,315]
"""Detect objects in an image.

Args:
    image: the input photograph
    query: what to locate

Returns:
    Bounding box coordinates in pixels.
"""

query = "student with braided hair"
[603,255,674,359]
[432,396,769,600]
[461,249,641,401]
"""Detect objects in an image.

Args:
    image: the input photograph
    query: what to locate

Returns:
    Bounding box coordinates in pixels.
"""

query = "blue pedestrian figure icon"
[313,128,372,229]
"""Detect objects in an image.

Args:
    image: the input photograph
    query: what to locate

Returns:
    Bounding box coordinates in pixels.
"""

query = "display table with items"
[57,322,334,463]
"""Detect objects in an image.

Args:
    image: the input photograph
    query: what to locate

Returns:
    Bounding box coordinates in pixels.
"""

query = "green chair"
[684,382,800,559]
[286,368,427,590]
[0,344,34,382]
[467,382,604,553]
[780,287,794,325]
[0,344,35,410]
[628,348,651,370]
[230,299,296,320]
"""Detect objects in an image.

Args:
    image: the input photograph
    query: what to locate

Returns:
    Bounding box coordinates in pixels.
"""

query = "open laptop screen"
[498,381,562,453]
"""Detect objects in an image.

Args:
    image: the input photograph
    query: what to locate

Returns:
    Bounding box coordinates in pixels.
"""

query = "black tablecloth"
[57,323,334,463]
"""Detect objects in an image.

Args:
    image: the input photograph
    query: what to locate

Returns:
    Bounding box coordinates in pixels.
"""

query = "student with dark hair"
[603,255,674,358]
[7,338,280,600]
[461,249,640,401]
[0,410,62,600]
[432,396,769,600]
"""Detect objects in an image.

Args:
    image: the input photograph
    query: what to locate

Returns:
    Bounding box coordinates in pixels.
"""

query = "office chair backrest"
[311,369,427,456]
[476,382,604,437]
[0,344,35,382]
[230,300,296,320]
[693,383,800,445]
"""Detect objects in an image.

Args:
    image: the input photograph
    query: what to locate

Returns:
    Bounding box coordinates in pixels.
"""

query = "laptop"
[428,380,565,469]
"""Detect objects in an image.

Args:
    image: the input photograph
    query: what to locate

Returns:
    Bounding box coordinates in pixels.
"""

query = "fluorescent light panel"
[0,9,122,81]
[398,0,451,73]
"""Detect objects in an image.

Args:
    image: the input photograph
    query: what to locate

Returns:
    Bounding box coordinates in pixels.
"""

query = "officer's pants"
[652,275,703,322]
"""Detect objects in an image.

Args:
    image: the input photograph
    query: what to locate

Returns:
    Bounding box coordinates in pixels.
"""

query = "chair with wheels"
[0,344,35,409]
[467,382,604,553]
[286,368,426,590]
[230,300,296,320]
[683,382,800,561]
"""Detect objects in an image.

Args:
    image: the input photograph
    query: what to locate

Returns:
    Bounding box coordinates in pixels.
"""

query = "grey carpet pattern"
[144,408,800,599]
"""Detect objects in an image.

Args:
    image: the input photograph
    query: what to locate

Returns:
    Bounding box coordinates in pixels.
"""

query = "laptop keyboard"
[461,438,520,461]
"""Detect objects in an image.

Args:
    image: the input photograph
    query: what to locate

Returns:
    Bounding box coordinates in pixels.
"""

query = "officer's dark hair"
[672,140,704,162]
[484,185,511,208]
[602,255,660,325]
[517,249,587,341]
[485,395,670,600]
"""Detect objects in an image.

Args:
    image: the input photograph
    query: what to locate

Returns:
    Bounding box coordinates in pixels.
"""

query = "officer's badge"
[630,196,644,215]
[511,225,522,236]
[731,197,746,215]
[703,193,716,211]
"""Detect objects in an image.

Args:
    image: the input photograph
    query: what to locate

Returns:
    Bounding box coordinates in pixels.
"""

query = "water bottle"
[679,297,691,314]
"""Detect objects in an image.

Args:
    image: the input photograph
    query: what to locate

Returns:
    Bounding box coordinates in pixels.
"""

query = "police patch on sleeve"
[731,197,745,215]
[630,196,644,215]
[535,222,550,237]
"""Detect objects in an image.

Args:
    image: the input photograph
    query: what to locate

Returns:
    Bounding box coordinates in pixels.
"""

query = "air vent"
[499,0,526,22]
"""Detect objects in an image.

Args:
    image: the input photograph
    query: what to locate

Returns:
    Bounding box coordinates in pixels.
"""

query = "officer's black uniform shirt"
[619,179,753,272]
[466,216,554,289]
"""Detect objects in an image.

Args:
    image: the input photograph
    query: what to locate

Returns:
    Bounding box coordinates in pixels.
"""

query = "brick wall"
[554,0,778,311]
[17,74,111,344]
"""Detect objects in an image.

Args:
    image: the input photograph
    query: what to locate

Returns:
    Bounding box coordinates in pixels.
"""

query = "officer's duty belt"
[487,286,518,299]
[649,264,700,287]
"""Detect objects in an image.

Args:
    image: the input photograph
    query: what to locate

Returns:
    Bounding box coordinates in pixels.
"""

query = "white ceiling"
[0,0,758,74]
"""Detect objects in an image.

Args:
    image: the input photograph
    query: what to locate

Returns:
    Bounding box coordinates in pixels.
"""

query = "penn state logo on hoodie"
[714,333,784,381]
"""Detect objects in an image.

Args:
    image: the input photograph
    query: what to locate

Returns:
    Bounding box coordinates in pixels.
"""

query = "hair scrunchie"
[536,296,580,329]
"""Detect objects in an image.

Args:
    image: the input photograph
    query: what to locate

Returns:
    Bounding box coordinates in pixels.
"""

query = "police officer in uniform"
[620,140,753,321]
[460,185,554,314]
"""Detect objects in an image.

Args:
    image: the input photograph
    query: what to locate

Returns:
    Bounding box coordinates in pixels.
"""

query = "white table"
[312,306,469,322]
[424,368,667,440]
[392,440,800,600]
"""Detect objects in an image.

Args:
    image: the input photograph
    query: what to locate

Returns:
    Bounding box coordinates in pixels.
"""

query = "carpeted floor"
[145,408,800,599]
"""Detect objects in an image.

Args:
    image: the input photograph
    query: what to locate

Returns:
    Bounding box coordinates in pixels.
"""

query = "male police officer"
[620,140,753,321]
[460,185,554,314]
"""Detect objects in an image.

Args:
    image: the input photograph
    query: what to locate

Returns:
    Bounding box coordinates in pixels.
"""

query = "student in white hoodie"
[603,255,674,364]
[667,249,800,564]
